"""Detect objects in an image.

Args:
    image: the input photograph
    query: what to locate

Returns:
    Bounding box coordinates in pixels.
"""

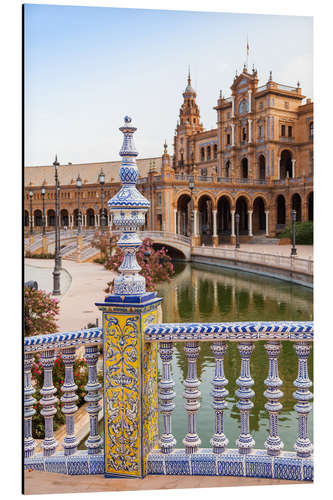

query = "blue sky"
[24,4,313,166]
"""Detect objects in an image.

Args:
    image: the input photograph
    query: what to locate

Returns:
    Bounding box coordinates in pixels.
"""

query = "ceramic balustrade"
[24,321,313,480]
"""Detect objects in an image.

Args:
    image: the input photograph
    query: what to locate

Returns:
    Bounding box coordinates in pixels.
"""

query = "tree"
[24,287,59,337]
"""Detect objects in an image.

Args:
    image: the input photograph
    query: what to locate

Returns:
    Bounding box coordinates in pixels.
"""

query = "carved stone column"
[158,342,176,453]
[264,341,284,456]
[40,349,58,456]
[248,210,253,237]
[61,347,79,456]
[210,341,229,453]
[265,210,270,236]
[235,342,255,454]
[231,209,235,237]
[183,341,201,454]
[84,345,102,454]
[293,342,313,457]
[24,352,36,458]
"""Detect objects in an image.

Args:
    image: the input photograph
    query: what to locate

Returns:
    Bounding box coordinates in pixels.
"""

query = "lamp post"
[76,174,82,234]
[99,169,106,232]
[52,155,61,296]
[291,209,297,256]
[41,185,46,236]
[189,177,194,238]
[235,213,240,249]
[29,190,33,235]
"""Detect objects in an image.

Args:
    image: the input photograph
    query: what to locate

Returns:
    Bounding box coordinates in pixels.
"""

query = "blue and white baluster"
[61,347,79,456]
[183,341,201,454]
[84,345,102,454]
[210,341,229,453]
[235,342,255,454]
[264,341,284,456]
[158,342,177,453]
[40,349,58,456]
[293,342,313,457]
[24,352,37,458]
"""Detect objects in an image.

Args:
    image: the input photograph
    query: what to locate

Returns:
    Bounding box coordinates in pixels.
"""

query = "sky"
[24,4,313,166]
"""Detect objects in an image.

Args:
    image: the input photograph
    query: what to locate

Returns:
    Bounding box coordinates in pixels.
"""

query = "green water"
[80,262,313,452]
[155,262,313,451]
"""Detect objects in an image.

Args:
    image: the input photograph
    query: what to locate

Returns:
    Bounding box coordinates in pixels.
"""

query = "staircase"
[248,235,279,245]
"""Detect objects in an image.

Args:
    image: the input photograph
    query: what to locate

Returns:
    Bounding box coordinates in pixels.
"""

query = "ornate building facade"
[24,65,313,246]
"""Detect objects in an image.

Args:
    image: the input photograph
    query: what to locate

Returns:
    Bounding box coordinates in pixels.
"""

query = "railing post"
[61,346,79,456]
[158,342,176,453]
[293,342,313,457]
[183,341,201,454]
[84,345,102,454]
[236,342,255,454]
[97,116,162,478]
[264,341,284,456]
[40,349,58,456]
[210,341,229,453]
[24,352,37,458]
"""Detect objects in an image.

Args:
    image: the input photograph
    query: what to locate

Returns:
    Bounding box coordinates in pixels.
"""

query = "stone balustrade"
[24,321,313,481]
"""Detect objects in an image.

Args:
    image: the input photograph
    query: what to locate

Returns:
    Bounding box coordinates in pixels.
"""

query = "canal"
[155,261,313,451]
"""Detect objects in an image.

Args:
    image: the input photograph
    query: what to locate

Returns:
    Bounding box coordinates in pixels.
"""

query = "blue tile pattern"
[144,321,313,342]
[24,327,103,353]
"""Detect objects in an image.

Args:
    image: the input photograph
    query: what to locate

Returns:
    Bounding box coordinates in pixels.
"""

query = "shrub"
[104,238,174,293]
[24,287,59,337]
[278,221,313,245]
[25,251,55,259]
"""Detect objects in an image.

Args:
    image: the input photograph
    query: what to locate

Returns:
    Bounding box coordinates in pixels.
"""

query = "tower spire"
[188,65,191,85]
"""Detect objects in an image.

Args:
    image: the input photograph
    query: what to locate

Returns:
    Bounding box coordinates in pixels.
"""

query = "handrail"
[145,321,313,341]
[24,327,102,352]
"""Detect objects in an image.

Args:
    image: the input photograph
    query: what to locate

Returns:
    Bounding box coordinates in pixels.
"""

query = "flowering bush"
[31,352,88,439]
[90,230,117,263]
[24,287,59,337]
[104,237,174,293]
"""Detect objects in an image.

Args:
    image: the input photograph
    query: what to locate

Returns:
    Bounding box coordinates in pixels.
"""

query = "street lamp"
[29,190,33,235]
[291,209,297,256]
[189,177,194,237]
[235,213,240,249]
[99,168,106,232]
[76,174,82,234]
[52,155,61,296]
[41,185,46,236]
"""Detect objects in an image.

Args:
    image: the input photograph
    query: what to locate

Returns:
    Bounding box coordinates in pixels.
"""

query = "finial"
[269,71,272,81]
[107,116,150,297]
[297,80,300,88]
[188,65,191,84]
[252,64,255,73]
[235,69,238,77]
[53,154,59,167]
[219,89,222,99]
[243,63,247,72]
[164,140,168,154]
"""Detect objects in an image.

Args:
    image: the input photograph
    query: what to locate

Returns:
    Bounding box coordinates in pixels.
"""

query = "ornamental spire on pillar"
[107,116,150,296]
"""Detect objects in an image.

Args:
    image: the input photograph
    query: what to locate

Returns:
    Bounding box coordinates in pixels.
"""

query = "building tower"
[173,69,203,174]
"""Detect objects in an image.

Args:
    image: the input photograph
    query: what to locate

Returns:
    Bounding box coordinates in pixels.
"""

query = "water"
[155,262,313,451]
[80,262,313,452]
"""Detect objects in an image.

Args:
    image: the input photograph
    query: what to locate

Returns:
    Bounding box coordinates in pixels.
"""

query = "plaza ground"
[24,469,305,494]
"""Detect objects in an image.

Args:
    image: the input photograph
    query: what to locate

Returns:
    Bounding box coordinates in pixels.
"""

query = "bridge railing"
[24,321,313,480]
[193,246,313,275]
[140,230,191,245]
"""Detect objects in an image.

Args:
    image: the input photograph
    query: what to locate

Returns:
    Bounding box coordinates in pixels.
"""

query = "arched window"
[309,122,313,139]
[213,144,217,159]
[242,127,247,142]
[207,146,211,161]
[200,147,205,161]
[225,160,230,177]
[238,99,248,115]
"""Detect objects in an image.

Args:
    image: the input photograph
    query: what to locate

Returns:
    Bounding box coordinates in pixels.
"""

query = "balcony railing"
[198,176,213,182]
[217,177,232,183]
[24,321,313,480]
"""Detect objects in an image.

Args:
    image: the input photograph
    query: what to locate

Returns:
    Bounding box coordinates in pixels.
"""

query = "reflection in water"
[156,262,313,451]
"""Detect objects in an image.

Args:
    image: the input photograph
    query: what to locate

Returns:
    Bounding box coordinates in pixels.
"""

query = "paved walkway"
[25,259,115,331]
[218,244,313,259]
[24,470,304,495]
